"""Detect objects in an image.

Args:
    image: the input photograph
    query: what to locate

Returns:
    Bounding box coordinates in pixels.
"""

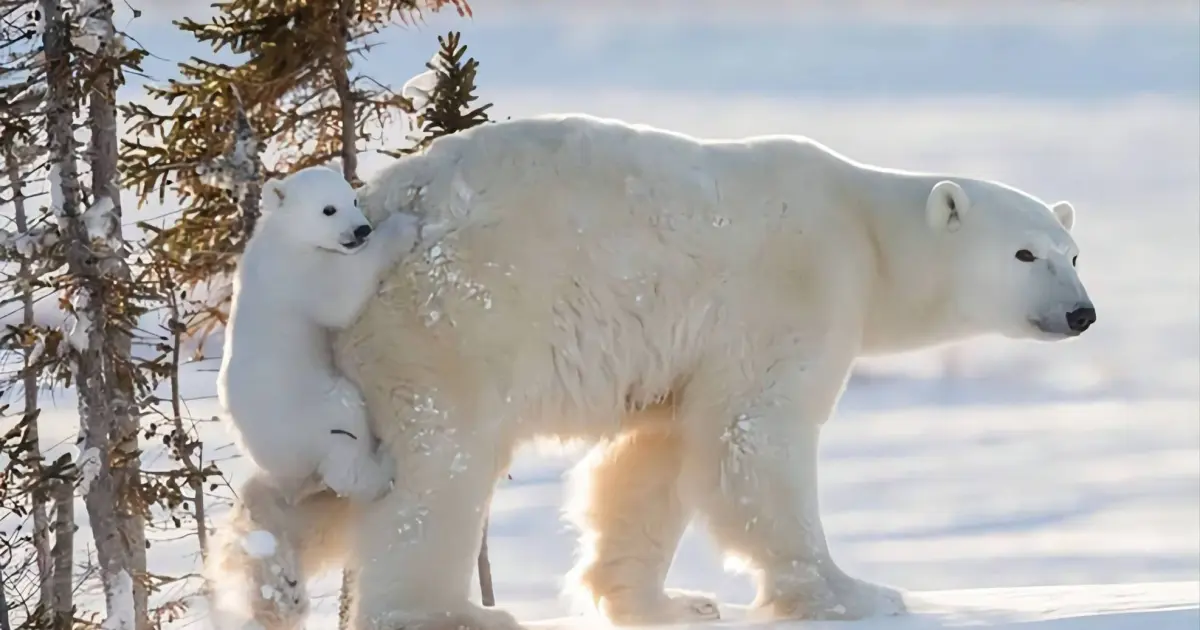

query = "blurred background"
[2,0,1198,625]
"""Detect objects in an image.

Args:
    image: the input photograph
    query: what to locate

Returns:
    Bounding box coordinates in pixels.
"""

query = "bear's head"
[925,179,1095,342]
[260,164,375,255]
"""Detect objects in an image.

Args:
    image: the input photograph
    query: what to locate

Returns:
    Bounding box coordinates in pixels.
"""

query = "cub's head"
[260,164,374,255]
[925,179,1095,341]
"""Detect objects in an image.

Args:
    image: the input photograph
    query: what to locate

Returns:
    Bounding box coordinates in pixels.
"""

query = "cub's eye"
[322,205,337,216]
[353,198,358,207]
[1015,249,1036,262]
[1071,255,1078,267]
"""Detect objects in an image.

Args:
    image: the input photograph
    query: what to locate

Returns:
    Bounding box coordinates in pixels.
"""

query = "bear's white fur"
[214,114,1095,630]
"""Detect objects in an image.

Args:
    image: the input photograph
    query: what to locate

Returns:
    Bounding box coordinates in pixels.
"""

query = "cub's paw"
[319,440,395,503]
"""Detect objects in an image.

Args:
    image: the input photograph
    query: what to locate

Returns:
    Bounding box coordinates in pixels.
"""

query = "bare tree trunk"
[4,147,53,625]
[0,571,11,630]
[332,0,358,183]
[49,479,74,630]
[478,517,494,606]
[40,1,137,628]
[165,284,207,557]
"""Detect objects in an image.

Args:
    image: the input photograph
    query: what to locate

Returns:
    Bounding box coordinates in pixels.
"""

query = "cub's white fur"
[209,165,428,628]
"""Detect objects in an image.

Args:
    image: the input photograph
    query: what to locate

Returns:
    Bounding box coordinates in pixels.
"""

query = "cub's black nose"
[1066,306,1096,333]
[353,224,372,240]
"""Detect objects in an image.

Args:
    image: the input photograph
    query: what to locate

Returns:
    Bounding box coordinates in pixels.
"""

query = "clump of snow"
[0,224,60,260]
[26,6,45,36]
[75,446,101,495]
[82,195,114,242]
[401,53,448,113]
[198,119,260,194]
[100,569,134,630]
[47,163,66,225]
[65,289,93,351]
[28,337,46,364]
[239,530,277,559]
[70,0,114,55]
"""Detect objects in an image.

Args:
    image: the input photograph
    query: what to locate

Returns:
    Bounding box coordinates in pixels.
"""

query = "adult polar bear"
[321,113,1094,629]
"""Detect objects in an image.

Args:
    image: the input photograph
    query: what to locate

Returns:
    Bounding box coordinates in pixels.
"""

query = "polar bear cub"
[217,164,420,503]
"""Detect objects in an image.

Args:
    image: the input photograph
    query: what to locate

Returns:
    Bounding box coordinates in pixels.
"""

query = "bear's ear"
[261,178,287,213]
[926,180,971,233]
[1050,200,1075,232]
[323,157,344,177]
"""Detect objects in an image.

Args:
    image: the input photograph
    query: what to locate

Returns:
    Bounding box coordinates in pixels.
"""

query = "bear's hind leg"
[565,414,720,626]
[349,396,520,629]
[681,361,906,621]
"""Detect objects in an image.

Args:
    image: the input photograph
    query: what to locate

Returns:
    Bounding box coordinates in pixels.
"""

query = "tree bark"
[40,1,139,628]
[49,479,74,630]
[0,569,11,630]
[4,146,52,626]
[332,0,358,183]
[479,517,494,606]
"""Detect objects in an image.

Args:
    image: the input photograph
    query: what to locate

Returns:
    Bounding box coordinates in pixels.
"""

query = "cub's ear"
[324,157,344,177]
[926,180,971,233]
[1050,200,1075,232]
[261,178,287,213]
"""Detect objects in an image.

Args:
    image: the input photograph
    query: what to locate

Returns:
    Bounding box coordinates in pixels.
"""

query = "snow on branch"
[70,0,116,55]
[401,52,449,113]
[196,86,260,194]
[0,224,60,260]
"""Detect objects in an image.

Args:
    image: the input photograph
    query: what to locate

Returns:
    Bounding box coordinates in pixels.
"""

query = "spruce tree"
[121,0,473,330]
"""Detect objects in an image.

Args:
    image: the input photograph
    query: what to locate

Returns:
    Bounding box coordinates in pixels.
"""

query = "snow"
[401,53,447,112]
[527,583,1200,629]
[82,195,114,242]
[47,163,66,225]
[65,289,92,351]
[71,0,115,55]
[3,6,1198,630]
[197,109,260,193]
[0,224,60,260]
[100,569,136,630]
[75,446,101,495]
[240,530,278,559]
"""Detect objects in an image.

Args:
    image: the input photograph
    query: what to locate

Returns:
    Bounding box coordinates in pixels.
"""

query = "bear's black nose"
[1066,306,1096,333]
[353,224,372,240]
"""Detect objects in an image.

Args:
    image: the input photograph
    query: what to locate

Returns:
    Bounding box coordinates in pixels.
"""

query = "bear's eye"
[1015,249,1036,262]
[322,205,337,216]
[1071,255,1078,267]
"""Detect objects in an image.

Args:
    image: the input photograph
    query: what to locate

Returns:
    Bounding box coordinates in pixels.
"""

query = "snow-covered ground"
[3,3,1198,629]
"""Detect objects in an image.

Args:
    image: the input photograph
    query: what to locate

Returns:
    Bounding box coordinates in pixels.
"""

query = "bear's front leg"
[682,356,907,621]
[348,401,523,630]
